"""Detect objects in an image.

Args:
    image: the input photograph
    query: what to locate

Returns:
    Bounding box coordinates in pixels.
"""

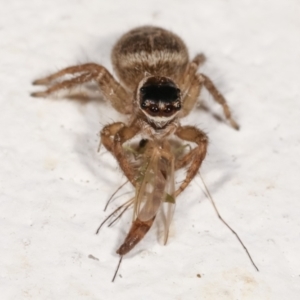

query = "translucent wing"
[134,142,175,223]
[162,154,176,244]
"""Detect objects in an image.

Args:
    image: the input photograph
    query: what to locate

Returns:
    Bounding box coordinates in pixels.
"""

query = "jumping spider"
[32,26,239,259]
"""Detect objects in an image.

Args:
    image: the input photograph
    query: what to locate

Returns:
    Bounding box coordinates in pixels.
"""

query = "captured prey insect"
[31,26,258,280]
[109,138,177,254]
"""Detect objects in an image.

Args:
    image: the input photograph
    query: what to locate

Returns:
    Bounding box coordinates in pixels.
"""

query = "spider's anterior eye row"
[142,103,179,115]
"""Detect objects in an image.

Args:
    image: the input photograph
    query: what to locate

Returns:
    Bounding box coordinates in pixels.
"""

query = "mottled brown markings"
[112,26,189,89]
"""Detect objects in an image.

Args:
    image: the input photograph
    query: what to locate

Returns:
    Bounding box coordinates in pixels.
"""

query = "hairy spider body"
[32,26,239,261]
[112,26,189,91]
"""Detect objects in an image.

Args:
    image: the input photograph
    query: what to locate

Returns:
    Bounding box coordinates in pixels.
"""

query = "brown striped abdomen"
[112,26,189,90]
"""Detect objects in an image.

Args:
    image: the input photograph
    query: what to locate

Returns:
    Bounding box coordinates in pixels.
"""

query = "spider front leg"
[201,73,239,130]
[191,53,206,67]
[101,121,141,186]
[180,55,239,130]
[174,125,208,197]
[101,122,125,153]
[31,63,132,114]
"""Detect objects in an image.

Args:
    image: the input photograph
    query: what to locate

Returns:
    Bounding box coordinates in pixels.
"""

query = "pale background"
[1,0,300,299]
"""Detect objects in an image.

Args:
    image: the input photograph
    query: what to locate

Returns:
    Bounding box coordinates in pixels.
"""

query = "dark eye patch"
[141,85,179,103]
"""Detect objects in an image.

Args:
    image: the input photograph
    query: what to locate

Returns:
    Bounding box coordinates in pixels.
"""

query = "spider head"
[138,76,181,127]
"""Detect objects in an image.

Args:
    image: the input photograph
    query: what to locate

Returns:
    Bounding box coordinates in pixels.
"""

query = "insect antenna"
[107,200,133,227]
[199,172,259,272]
[112,255,123,282]
[97,140,102,153]
[95,198,133,234]
[104,180,129,211]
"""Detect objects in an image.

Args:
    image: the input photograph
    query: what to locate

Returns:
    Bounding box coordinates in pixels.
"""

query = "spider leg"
[101,122,125,153]
[201,73,239,130]
[191,53,206,67]
[178,53,207,117]
[31,63,132,114]
[179,55,239,130]
[174,125,208,197]
[32,63,106,85]
[31,72,95,97]
[175,147,197,170]
[100,121,141,186]
[179,67,204,118]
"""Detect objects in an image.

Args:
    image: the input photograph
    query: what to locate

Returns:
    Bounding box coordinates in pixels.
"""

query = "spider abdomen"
[112,26,189,90]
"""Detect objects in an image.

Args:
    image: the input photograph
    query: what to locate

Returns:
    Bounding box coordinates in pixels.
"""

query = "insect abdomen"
[116,217,155,255]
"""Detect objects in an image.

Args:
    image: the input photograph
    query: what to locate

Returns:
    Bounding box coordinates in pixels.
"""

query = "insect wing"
[162,154,175,244]
[133,146,157,220]
[135,147,169,222]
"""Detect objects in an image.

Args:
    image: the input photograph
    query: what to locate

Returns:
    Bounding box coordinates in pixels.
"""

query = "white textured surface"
[1,0,300,299]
